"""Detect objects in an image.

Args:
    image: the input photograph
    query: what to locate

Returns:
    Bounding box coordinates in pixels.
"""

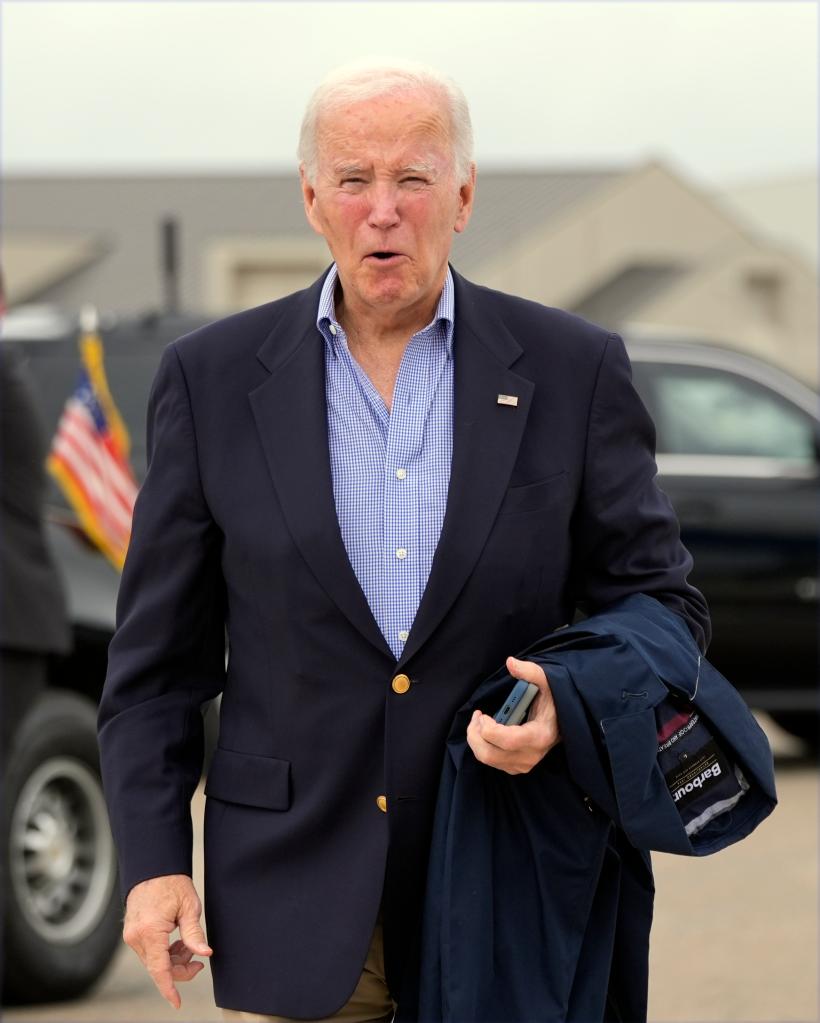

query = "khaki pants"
[221,916,397,1023]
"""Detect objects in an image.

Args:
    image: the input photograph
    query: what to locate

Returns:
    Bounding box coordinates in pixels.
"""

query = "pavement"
[3,716,817,1023]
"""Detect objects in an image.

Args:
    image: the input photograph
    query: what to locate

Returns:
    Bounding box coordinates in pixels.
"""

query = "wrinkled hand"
[467,656,561,774]
[123,873,212,1009]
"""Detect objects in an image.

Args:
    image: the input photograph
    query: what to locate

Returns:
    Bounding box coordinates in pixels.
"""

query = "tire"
[769,711,820,755]
[2,690,122,1004]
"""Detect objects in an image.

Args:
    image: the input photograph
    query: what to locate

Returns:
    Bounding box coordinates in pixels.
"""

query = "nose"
[366,182,400,230]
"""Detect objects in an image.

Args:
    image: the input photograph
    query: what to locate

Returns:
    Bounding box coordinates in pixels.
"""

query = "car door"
[632,357,819,709]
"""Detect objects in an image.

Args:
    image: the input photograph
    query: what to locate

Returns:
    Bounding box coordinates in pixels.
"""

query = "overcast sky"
[2,0,817,189]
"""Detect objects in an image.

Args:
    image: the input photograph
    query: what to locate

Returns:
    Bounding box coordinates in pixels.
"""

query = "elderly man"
[98,61,709,1022]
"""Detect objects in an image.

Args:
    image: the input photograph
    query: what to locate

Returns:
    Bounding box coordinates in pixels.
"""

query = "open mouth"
[365,251,404,263]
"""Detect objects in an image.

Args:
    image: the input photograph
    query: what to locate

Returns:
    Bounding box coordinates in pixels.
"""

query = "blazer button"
[391,673,411,694]
[376,795,388,813]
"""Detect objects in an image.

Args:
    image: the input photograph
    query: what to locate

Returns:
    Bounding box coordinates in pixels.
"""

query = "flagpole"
[79,304,99,335]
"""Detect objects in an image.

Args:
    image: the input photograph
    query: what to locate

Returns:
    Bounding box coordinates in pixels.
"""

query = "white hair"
[298,58,474,185]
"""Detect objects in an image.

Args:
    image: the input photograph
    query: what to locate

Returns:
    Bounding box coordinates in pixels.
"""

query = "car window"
[652,365,815,461]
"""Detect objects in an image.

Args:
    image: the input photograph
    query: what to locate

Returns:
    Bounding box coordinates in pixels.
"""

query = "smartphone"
[493,679,539,726]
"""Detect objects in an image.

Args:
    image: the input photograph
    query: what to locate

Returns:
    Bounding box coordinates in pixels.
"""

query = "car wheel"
[2,690,122,1004]
[769,711,819,755]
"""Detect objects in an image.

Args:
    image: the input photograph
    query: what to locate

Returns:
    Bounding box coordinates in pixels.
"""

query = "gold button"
[376,795,388,813]
[392,673,411,694]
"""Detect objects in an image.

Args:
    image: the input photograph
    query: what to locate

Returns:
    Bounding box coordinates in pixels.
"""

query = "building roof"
[571,262,688,326]
[3,170,623,308]
[451,169,620,272]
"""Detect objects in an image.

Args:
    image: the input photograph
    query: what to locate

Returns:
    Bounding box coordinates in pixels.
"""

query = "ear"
[453,163,477,235]
[300,164,325,237]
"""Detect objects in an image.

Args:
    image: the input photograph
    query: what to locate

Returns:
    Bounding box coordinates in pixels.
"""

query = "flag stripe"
[55,416,135,519]
[64,399,136,488]
[47,328,139,571]
[62,404,137,509]
[51,435,133,536]
[48,455,129,569]
[56,426,135,522]
[48,448,126,542]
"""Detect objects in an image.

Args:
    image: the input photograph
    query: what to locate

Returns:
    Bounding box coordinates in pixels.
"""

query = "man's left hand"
[466,656,560,774]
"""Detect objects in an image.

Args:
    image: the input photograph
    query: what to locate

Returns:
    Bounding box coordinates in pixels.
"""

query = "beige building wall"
[720,172,818,269]
[1,232,104,304]
[202,237,328,314]
[472,163,738,307]
[471,162,817,385]
[636,241,818,387]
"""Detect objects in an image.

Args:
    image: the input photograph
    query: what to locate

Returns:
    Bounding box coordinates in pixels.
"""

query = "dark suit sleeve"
[98,344,225,898]
[569,333,710,651]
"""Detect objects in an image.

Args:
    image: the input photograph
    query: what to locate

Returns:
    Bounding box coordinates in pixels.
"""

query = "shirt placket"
[383,334,446,655]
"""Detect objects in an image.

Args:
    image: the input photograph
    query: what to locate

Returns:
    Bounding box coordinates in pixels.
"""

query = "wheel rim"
[9,756,117,943]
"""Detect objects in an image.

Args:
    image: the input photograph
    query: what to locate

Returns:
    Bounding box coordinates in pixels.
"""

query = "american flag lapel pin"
[497,394,519,407]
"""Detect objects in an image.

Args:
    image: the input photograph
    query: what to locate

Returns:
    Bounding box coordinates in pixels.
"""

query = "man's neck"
[335,282,443,353]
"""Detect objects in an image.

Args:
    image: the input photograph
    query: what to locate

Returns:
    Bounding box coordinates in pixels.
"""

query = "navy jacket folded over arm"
[419,594,776,1023]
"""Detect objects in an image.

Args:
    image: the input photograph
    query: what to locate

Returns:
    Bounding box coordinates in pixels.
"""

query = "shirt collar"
[317,264,455,358]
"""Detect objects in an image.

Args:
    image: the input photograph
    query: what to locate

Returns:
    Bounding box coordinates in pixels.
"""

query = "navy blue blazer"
[98,269,710,1019]
[418,595,776,1023]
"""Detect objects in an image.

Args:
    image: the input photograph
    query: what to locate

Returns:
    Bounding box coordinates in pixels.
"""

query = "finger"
[467,713,526,773]
[171,960,206,982]
[475,711,531,751]
[507,656,550,693]
[145,949,180,1009]
[473,702,560,765]
[467,711,498,759]
[178,909,212,957]
[468,709,514,751]
[519,715,561,750]
[506,657,559,728]
[169,939,195,966]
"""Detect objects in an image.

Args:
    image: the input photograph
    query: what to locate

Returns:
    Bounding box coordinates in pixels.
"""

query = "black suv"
[628,337,819,745]
[1,310,817,1004]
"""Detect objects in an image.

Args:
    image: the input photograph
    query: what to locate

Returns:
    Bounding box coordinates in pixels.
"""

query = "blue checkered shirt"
[317,265,455,659]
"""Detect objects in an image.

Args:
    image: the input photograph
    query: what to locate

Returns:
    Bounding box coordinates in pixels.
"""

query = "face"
[300,89,475,324]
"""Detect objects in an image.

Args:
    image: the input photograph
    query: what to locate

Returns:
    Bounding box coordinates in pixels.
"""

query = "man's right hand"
[123,873,213,1009]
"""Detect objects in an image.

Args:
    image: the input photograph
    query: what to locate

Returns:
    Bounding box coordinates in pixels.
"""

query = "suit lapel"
[249,277,394,661]
[397,272,534,668]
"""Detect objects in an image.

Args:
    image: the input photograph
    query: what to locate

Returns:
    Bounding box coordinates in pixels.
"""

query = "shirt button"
[398,629,409,641]
[395,468,407,480]
[329,323,337,335]
[376,795,388,813]
[392,673,411,694]
[396,547,407,560]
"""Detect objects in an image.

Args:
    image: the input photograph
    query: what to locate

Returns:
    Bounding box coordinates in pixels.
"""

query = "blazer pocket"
[204,747,291,810]
[497,470,569,518]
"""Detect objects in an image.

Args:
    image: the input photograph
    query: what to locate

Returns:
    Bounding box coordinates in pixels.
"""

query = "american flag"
[47,321,138,571]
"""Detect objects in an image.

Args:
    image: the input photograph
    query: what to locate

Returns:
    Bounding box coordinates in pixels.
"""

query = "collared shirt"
[317,264,455,659]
